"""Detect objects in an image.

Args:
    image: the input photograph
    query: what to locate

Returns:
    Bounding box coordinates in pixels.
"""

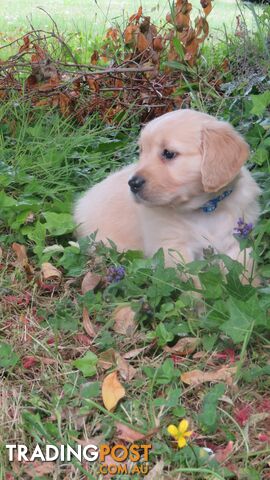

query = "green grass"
[1,3,270,480]
[0,0,263,38]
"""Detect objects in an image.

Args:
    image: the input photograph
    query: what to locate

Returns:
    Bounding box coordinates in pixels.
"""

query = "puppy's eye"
[162,149,177,160]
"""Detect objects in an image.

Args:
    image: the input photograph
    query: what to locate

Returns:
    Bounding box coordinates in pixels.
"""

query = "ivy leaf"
[73,351,98,377]
[220,296,266,343]
[199,267,224,299]
[43,212,75,236]
[198,383,226,433]
[0,342,19,368]
[47,300,78,332]
[252,147,268,166]
[250,91,270,116]
[225,270,256,300]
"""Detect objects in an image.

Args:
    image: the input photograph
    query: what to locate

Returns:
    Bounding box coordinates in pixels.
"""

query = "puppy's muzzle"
[128,175,146,194]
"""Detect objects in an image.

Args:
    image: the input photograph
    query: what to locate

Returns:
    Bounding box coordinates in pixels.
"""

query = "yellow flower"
[167,419,193,448]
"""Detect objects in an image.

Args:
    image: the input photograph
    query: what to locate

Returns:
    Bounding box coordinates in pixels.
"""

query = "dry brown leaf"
[38,78,60,92]
[181,366,237,386]
[129,6,143,23]
[124,25,137,44]
[175,13,190,28]
[81,271,101,294]
[123,346,149,359]
[201,0,212,16]
[102,371,125,411]
[12,242,29,268]
[12,242,34,275]
[115,422,146,442]
[112,305,136,336]
[59,92,71,116]
[82,307,96,338]
[116,354,136,381]
[106,28,119,42]
[98,348,117,370]
[24,461,55,478]
[19,35,30,53]
[91,50,99,64]
[164,337,198,356]
[153,36,163,51]
[41,262,62,281]
[34,98,52,107]
[137,32,149,52]
[145,461,165,480]
[86,77,100,93]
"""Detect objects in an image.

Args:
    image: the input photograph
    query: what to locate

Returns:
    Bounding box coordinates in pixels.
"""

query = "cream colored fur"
[74,109,260,277]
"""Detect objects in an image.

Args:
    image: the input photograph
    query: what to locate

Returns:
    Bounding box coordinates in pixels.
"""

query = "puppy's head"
[128,109,249,205]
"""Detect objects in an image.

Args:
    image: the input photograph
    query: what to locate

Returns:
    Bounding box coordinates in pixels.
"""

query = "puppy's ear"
[201,121,249,192]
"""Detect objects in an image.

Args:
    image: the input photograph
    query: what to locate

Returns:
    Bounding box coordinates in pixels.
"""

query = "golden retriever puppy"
[74,109,260,277]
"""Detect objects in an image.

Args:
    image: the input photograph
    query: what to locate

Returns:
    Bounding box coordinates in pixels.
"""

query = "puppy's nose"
[128,175,146,193]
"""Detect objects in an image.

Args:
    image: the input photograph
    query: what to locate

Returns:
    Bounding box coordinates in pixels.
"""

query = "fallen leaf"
[12,242,28,265]
[12,243,33,274]
[124,25,137,44]
[86,77,100,93]
[153,36,163,51]
[115,422,146,442]
[137,32,149,52]
[91,50,99,64]
[200,0,213,16]
[41,262,62,281]
[106,28,119,42]
[214,441,234,463]
[98,349,116,370]
[175,12,190,28]
[81,271,101,294]
[112,306,136,336]
[59,92,71,117]
[129,6,143,23]
[145,460,165,480]
[123,346,149,359]
[19,35,30,53]
[38,78,60,92]
[82,307,96,338]
[32,44,47,61]
[102,371,125,411]
[164,337,198,356]
[116,354,136,381]
[74,333,92,346]
[181,366,237,386]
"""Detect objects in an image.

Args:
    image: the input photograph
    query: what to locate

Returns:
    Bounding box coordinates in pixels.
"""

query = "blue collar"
[201,189,233,213]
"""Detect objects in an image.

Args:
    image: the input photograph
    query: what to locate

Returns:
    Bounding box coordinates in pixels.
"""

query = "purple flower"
[106,265,126,283]
[234,218,253,238]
